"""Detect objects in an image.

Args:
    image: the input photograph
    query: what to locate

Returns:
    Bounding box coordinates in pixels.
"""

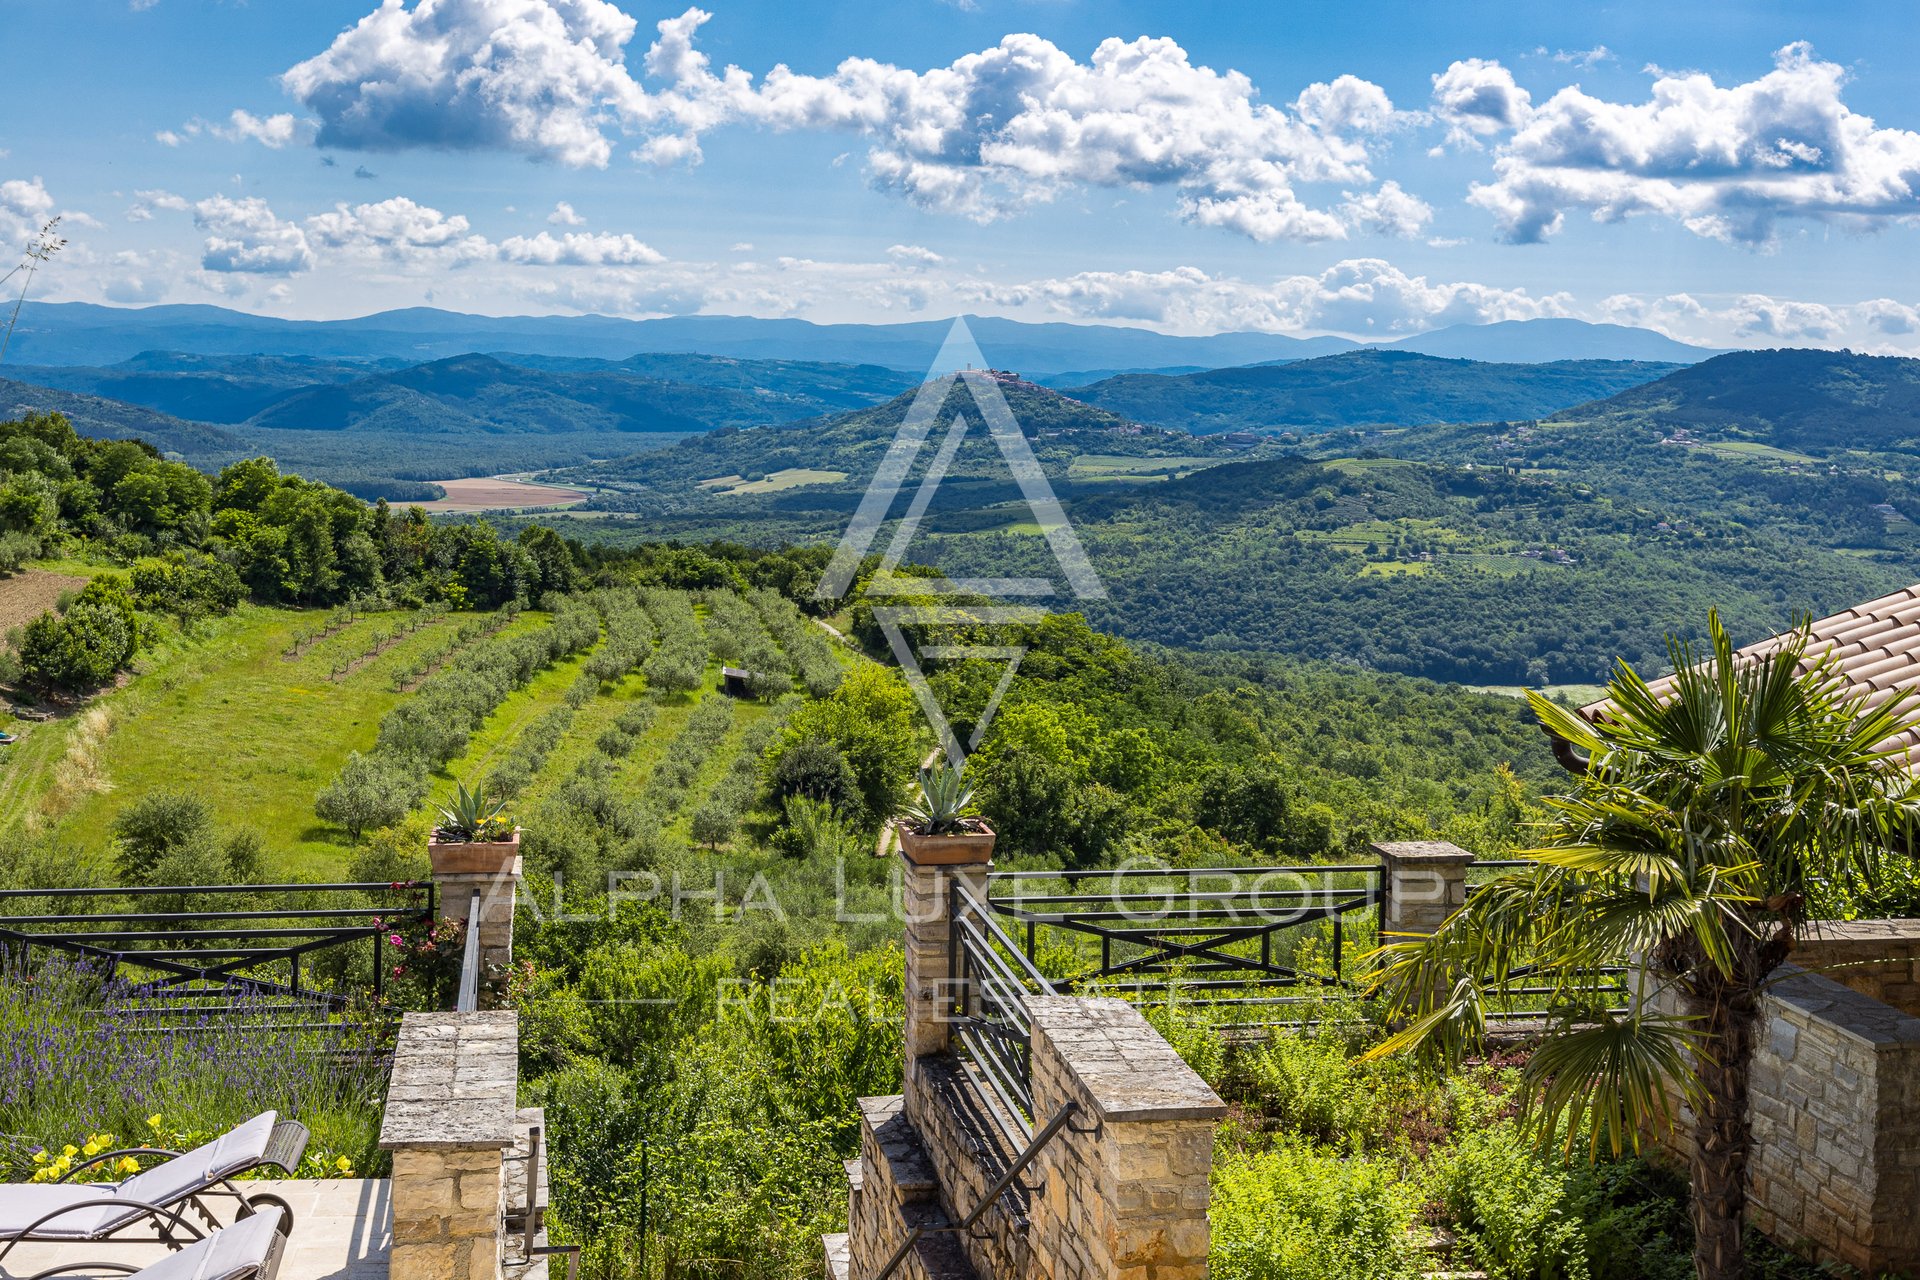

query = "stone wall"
[844,1094,978,1280]
[381,1011,520,1280]
[1025,996,1224,1280]
[1791,919,1920,1015]
[1647,966,1920,1274]
[841,839,1226,1280]
[905,1057,1031,1280]
[1375,840,1473,939]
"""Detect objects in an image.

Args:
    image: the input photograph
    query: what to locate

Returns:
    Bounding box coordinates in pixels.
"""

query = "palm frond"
[1522,1010,1702,1159]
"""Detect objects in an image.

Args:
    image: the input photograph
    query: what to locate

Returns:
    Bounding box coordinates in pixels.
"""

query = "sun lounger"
[17,1204,287,1280]
[0,1113,308,1265]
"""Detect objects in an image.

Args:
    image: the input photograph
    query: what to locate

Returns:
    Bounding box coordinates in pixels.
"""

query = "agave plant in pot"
[427,781,520,875]
[894,762,994,865]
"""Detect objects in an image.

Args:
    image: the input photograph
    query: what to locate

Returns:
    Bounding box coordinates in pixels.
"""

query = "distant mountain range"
[3,303,1723,375]
[1065,350,1683,434]
[1377,319,1719,364]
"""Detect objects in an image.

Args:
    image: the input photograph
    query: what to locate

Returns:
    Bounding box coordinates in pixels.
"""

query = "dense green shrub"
[129,551,246,619]
[16,577,148,692]
[112,792,259,887]
[1209,1138,1423,1280]
[1428,1124,1694,1280]
[315,750,428,840]
[762,665,919,826]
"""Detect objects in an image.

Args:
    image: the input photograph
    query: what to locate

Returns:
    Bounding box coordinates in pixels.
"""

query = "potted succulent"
[427,781,520,875]
[893,762,995,866]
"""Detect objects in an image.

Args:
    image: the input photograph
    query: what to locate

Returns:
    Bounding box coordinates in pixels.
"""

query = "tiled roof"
[1577,584,1920,773]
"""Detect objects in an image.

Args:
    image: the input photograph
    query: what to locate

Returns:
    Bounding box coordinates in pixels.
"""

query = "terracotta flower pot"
[895,819,995,867]
[427,829,522,876]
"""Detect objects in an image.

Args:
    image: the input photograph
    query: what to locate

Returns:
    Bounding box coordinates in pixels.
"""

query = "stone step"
[823,1233,851,1280]
[858,1095,939,1204]
[849,1095,980,1280]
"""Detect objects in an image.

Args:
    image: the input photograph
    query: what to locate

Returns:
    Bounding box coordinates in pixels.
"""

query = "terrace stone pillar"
[1027,995,1227,1280]
[1374,840,1473,940]
[897,834,992,1121]
[430,835,523,1009]
[381,1012,519,1280]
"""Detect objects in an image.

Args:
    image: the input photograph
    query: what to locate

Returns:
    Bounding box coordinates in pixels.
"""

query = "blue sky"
[6,0,1920,350]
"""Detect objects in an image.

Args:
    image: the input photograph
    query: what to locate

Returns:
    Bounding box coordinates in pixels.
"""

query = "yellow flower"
[81,1142,101,1157]
[147,1115,163,1130]
[118,1157,141,1174]
[31,1151,47,1165]
[61,1145,77,1158]
[334,1156,353,1174]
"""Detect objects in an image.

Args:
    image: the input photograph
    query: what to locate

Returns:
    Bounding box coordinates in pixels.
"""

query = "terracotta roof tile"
[1579,585,1920,770]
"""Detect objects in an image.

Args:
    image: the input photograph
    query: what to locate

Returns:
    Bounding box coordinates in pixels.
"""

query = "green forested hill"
[245,352,892,435]
[568,370,1203,514]
[0,376,249,463]
[1063,350,1679,434]
[544,355,1920,685]
[7,352,397,424]
[908,454,1913,685]
[1546,348,1920,452]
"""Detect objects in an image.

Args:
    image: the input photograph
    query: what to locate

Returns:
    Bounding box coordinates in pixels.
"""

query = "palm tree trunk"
[1688,979,1758,1280]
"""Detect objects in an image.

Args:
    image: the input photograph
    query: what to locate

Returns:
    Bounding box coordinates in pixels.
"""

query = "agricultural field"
[0,575,855,881]
[1065,453,1222,483]
[412,475,594,512]
[0,568,92,639]
[696,467,849,495]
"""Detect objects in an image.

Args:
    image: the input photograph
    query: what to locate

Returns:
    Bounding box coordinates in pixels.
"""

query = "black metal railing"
[949,878,1056,1131]
[0,880,436,1016]
[1463,859,1629,1020]
[986,863,1381,1027]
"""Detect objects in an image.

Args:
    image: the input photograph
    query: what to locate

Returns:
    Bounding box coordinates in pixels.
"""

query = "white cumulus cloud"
[886,244,943,267]
[1430,58,1532,149]
[305,197,495,264]
[157,111,314,150]
[280,3,1418,241]
[127,189,191,222]
[1,177,57,244]
[282,0,650,168]
[548,201,586,225]
[496,230,664,265]
[193,196,316,275]
[975,258,1569,336]
[1471,43,1920,245]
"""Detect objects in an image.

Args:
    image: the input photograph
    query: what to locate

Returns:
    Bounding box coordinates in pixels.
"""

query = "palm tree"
[1368,611,1920,1280]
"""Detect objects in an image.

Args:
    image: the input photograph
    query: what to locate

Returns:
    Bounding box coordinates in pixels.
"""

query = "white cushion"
[0,1186,129,1238]
[118,1113,277,1210]
[133,1207,283,1280]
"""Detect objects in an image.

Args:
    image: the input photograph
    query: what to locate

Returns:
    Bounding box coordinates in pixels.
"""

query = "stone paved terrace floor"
[0,1179,390,1280]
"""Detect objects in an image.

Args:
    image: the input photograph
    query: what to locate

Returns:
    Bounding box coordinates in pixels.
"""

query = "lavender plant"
[0,958,389,1180]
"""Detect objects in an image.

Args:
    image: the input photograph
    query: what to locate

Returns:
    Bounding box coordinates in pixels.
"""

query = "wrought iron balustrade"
[985,863,1382,1028]
[0,880,437,1020]
[948,877,1056,1132]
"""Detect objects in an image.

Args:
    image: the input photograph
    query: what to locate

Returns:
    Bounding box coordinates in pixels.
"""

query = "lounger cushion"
[135,1206,284,1280]
[0,1186,138,1239]
[117,1113,278,1211]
